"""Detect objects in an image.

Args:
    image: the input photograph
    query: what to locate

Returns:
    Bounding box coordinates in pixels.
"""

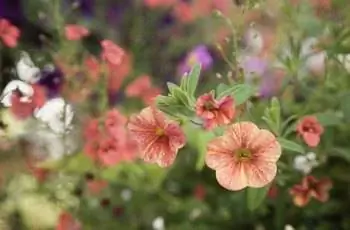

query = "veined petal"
[247,161,277,188]
[215,163,248,191]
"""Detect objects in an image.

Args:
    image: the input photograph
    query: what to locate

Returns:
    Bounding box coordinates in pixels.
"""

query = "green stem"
[274,190,285,229]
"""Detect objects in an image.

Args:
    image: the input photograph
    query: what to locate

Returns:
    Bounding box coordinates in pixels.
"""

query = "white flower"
[244,28,264,55]
[300,37,326,75]
[121,189,132,201]
[284,225,295,230]
[0,80,33,107]
[16,52,41,84]
[337,54,350,73]
[25,127,78,160]
[34,98,74,134]
[152,217,165,230]
[293,152,319,174]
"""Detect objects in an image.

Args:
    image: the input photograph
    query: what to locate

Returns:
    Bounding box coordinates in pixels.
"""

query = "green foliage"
[246,185,271,211]
[262,97,281,136]
[277,137,305,154]
[216,83,255,105]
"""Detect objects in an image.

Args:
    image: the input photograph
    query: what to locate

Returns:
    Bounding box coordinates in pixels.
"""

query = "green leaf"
[340,93,350,123]
[216,83,230,97]
[270,97,281,129]
[329,148,350,163]
[156,95,177,106]
[277,137,305,154]
[217,84,255,105]
[172,88,191,108]
[246,185,270,211]
[180,76,188,92]
[186,64,202,97]
[314,111,343,126]
[167,82,181,96]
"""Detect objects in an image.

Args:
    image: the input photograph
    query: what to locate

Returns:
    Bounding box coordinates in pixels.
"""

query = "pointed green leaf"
[180,76,188,92]
[186,64,201,97]
[167,82,181,96]
[270,97,281,129]
[216,83,230,97]
[277,137,305,154]
[246,185,270,211]
[172,87,191,108]
[217,84,255,105]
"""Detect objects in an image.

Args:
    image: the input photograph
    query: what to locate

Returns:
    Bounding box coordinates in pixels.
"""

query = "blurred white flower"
[284,225,295,230]
[337,54,350,73]
[293,152,319,174]
[0,80,33,107]
[34,97,74,134]
[121,189,132,201]
[300,37,326,75]
[25,127,78,160]
[16,51,41,84]
[244,28,264,55]
[152,216,165,230]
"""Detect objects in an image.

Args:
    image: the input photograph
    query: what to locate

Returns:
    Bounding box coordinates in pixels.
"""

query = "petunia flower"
[296,116,324,147]
[178,45,213,75]
[127,106,186,167]
[0,18,20,47]
[64,24,89,41]
[195,92,235,130]
[56,212,81,230]
[206,122,282,191]
[101,39,125,66]
[107,51,132,93]
[104,109,127,139]
[125,75,162,105]
[97,137,124,166]
[289,175,332,207]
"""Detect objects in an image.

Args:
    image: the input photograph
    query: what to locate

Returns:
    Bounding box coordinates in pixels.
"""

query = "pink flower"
[206,122,281,191]
[125,75,152,97]
[107,52,132,92]
[128,106,186,167]
[290,176,332,207]
[0,19,20,47]
[104,109,127,139]
[141,87,162,105]
[172,2,195,24]
[101,40,125,66]
[97,137,123,166]
[144,0,177,8]
[64,24,89,41]
[196,92,235,130]
[56,212,81,230]
[296,116,324,147]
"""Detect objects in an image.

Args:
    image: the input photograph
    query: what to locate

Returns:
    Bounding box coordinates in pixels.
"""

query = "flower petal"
[246,161,277,188]
[250,129,282,163]
[215,162,248,191]
[206,136,236,169]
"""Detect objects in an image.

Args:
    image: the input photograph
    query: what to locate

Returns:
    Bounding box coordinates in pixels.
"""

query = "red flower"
[64,24,89,41]
[0,19,20,48]
[296,116,324,147]
[194,184,206,201]
[196,92,235,130]
[101,40,125,66]
[290,176,332,207]
[56,212,81,230]
[128,106,186,167]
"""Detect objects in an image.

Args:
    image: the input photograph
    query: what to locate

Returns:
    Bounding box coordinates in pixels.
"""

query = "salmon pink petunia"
[104,109,127,139]
[97,137,124,166]
[107,52,132,92]
[101,40,125,66]
[290,176,332,207]
[127,106,186,167]
[0,18,20,48]
[196,92,235,130]
[125,75,152,97]
[206,122,282,191]
[64,24,89,41]
[56,212,81,230]
[296,116,324,147]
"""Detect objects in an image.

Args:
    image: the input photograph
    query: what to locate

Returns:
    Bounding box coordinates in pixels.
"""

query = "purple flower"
[259,68,285,98]
[38,65,64,98]
[178,45,213,75]
[239,56,268,82]
[0,0,24,23]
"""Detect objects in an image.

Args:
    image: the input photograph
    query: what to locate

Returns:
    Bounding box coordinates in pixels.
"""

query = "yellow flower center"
[187,54,197,66]
[236,148,252,161]
[155,127,165,136]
